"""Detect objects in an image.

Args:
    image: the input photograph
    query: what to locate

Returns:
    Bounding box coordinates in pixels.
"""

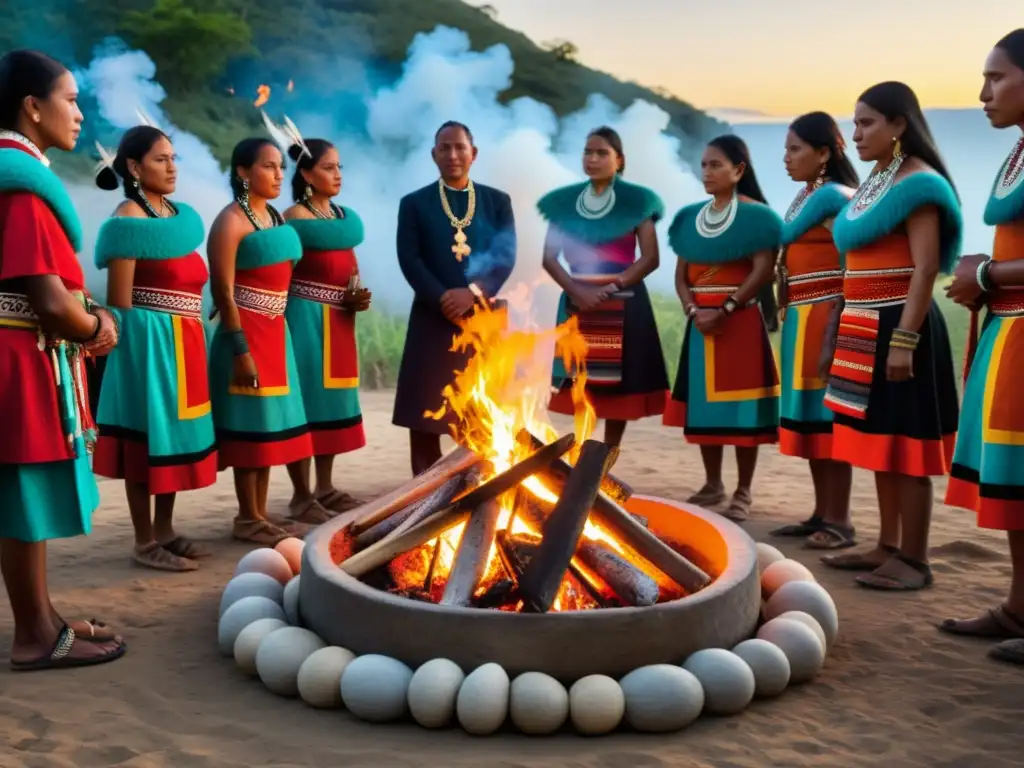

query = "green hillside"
[4,0,726,165]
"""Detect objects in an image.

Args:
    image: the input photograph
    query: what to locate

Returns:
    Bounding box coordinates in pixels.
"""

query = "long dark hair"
[789,112,860,188]
[708,134,768,204]
[0,49,67,131]
[588,125,625,174]
[288,139,334,203]
[995,28,1024,69]
[230,137,280,198]
[857,82,957,197]
[96,125,170,197]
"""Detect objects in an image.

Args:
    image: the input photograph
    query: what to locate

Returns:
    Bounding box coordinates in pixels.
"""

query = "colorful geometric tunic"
[208,221,314,468]
[0,135,99,542]
[538,179,669,421]
[92,202,218,493]
[825,172,961,477]
[286,206,366,456]
[778,183,851,460]
[946,138,1024,528]
[663,199,783,445]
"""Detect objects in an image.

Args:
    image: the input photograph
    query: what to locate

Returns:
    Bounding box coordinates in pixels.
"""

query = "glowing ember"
[254,85,271,108]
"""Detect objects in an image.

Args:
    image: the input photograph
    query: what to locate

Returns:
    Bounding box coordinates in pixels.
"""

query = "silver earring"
[303,184,313,200]
[133,177,140,189]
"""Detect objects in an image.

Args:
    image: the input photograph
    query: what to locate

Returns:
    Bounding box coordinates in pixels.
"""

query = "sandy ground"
[1,389,1022,768]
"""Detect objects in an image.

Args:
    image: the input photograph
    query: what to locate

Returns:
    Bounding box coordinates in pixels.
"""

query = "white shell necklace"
[847,153,904,219]
[575,180,616,220]
[994,136,1024,200]
[696,190,737,238]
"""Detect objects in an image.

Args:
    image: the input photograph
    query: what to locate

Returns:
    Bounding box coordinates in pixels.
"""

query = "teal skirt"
[947,312,1024,530]
[0,345,98,542]
[664,306,780,446]
[209,314,313,469]
[93,307,217,493]
[778,302,835,460]
[285,297,365,456]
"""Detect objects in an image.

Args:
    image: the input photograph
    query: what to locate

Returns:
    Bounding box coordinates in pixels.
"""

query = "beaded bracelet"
[976,258,994,292]
[228,329,250,357]
[890,328,921,351]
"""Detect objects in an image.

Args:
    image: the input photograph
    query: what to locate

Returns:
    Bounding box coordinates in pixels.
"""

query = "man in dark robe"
[392,122,517,475]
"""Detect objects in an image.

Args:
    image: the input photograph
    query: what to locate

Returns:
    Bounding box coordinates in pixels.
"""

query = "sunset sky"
[482,0,1021,117]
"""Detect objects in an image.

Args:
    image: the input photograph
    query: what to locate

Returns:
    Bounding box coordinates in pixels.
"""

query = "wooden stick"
[342,435,574,578]
[524,431,632,503]
[360,471,470,548]
[518,440,614,613]
[440,498,502,606]
[347,446,479,535]
[575,540,659,607]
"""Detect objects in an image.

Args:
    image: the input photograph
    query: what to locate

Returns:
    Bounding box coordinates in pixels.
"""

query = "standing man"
[393,120,520,475]
[392,121,517,475]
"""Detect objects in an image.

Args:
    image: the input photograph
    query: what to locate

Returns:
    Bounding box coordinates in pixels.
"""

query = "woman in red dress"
[0,50,125,670]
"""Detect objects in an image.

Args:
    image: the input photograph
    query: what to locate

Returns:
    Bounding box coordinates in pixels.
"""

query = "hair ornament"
[261,110,311,160]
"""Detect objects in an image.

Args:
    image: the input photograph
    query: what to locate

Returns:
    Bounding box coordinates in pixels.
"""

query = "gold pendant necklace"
[438,178,476,262]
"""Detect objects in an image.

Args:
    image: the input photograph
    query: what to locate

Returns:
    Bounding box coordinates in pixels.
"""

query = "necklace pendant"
[452,227,471,262]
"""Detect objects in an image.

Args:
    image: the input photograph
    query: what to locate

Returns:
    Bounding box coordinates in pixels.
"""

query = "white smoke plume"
[69,25,706,321]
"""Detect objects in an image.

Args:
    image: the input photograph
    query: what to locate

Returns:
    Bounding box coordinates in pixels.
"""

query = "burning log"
[575,540,659,607]
[524,431,632,504]
[518,440,615,613]
[340,434,576,578]
[590,495,711,594]
[356,471,470,549]
[347,446,480,535]
[440,498,502,607]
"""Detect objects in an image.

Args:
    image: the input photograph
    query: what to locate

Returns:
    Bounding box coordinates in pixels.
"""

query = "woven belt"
[131,287,203,318]
[689,284,759,309]
[990,290,1024,317]
[787,269,844,306]
[289,278,345,306]
[234,285,288,317]
[843,267,913,307]
[0,290,38,328]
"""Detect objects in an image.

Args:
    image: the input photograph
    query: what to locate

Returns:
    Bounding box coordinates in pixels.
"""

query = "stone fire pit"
[300,494,760,681]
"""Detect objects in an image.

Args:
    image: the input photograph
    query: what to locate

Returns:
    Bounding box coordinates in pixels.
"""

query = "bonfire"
[331,302,710,612]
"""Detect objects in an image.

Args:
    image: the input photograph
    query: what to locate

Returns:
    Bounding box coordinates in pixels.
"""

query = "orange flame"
[414,299,627,606]
[254,85,271,108]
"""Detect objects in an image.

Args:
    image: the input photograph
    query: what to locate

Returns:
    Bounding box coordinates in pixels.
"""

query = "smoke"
[68,26,705,319]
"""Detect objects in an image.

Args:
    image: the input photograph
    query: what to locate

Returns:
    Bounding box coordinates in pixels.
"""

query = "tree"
[542,39,578,62]
[119,0,254,90]
[476,4,498,18]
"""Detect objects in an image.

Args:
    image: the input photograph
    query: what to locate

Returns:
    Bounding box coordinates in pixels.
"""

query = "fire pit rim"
[302,494,756,620]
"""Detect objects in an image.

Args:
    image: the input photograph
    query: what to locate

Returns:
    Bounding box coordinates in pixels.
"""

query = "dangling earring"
[132,177,141,191]
[303,184,313,200]
[241,178,250,206]
[892,137,903,161]
[814,162,827,189]
[32,114,40,123]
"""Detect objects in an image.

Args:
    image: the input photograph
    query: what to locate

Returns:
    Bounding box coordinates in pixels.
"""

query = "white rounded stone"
[764,579,839,650]
[756,542,786,574]
[233,617,288,676]
[219,572,284,617]
[456,662,510,736]
[407,658,465,729]
[619,664,704,733]
[731,638,791,698]
[217,596,287,656]
[341,654,414,723]
[568,675,624,735]
[757,617,825,684]
[283,575,301,626]
[274,537,304,575]
[297,646,355,709]
[235,547,293,586]
[510,672,569,735]
[761,558,816,599]
[774,611,826,655]
[682,648,756,716]
[255,626,326,696]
